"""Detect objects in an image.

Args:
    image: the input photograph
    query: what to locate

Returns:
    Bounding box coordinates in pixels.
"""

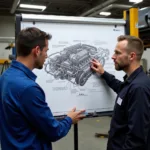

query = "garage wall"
[0,16,15,60]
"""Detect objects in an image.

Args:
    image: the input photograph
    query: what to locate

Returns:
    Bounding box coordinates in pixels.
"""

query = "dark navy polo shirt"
[0,60,72,150]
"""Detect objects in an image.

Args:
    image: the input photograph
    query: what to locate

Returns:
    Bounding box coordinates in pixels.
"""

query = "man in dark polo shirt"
[0,27,85,150]
[91,35,150,150]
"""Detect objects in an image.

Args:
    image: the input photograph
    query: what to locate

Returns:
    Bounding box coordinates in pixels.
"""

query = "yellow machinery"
[0,59,10,64]
[124,7,150,48]
[0,43,14,75]
[123,8,139,37]
[0,43,14,64]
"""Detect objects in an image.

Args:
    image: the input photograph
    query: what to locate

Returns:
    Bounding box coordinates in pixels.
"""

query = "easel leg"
[74,123,78,150]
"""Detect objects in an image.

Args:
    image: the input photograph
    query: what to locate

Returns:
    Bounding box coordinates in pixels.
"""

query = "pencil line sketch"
[44,43,110,86]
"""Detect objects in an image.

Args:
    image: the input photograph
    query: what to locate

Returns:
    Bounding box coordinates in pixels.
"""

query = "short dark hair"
[16,27,52,57]
[117,35,144,60]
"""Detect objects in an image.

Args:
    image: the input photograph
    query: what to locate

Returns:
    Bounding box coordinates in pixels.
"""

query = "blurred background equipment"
[0,60,10,75]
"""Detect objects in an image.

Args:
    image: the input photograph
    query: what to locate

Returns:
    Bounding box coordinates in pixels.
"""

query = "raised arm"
[91,59,123,94]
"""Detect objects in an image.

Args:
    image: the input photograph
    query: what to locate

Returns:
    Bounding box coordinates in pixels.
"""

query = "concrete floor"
[0,117,111,150]
[53,116,111,150]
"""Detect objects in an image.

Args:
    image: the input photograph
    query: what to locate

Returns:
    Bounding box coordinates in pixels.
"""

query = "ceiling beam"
[16,9,73,16]
[10,0,20,14]
[89,4,132,17]
[34,0,91,5]
[80,0,118,16]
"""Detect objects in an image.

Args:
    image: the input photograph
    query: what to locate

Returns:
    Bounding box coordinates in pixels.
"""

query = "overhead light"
[19,4,46,11]
[99,12,111,16]
[140,7,148,10]
[129,0,143,4]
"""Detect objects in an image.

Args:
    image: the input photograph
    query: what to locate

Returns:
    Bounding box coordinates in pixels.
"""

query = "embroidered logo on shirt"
[117,97,123,106]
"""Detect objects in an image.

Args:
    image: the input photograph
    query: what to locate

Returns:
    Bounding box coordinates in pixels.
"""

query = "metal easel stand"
[74,124,78,150]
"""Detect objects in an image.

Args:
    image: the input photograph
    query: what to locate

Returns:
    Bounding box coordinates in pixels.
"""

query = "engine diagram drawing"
[44,43,110,86]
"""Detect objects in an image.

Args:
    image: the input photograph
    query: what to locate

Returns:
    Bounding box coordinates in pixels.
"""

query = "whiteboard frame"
[21,14,126,25]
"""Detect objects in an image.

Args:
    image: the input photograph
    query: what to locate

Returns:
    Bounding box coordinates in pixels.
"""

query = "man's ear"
[33,46,40,57]
[129,52,136,60]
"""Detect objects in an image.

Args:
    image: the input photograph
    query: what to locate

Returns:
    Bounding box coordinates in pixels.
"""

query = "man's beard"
[37,65,43,69]
[35,60,43,69]
[115,62,129,71]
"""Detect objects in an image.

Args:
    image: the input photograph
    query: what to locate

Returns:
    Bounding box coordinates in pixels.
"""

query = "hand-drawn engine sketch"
[44,43,109,86]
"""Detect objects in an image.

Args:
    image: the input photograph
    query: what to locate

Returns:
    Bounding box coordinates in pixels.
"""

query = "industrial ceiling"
[0,0,150,18]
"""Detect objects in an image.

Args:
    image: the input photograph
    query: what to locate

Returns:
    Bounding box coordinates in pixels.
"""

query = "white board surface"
[21,17,125,116]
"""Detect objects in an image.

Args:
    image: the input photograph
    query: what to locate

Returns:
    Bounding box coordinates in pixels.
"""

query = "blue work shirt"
[102,66,150,150]
[0,60,72,150]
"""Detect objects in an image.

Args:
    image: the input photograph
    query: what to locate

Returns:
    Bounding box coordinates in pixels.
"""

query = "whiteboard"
[20,14,125,116]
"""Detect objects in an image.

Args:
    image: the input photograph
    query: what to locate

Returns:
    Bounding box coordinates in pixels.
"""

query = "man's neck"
[16,56,34,70]
[125,62,141,77]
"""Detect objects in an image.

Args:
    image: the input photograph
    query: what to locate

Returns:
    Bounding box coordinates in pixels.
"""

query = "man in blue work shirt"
[0,27,85,150]
[91,35,150,150]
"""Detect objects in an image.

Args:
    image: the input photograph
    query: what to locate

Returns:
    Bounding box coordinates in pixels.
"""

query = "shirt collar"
[123,66,143,83]
[11,60,37,81]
